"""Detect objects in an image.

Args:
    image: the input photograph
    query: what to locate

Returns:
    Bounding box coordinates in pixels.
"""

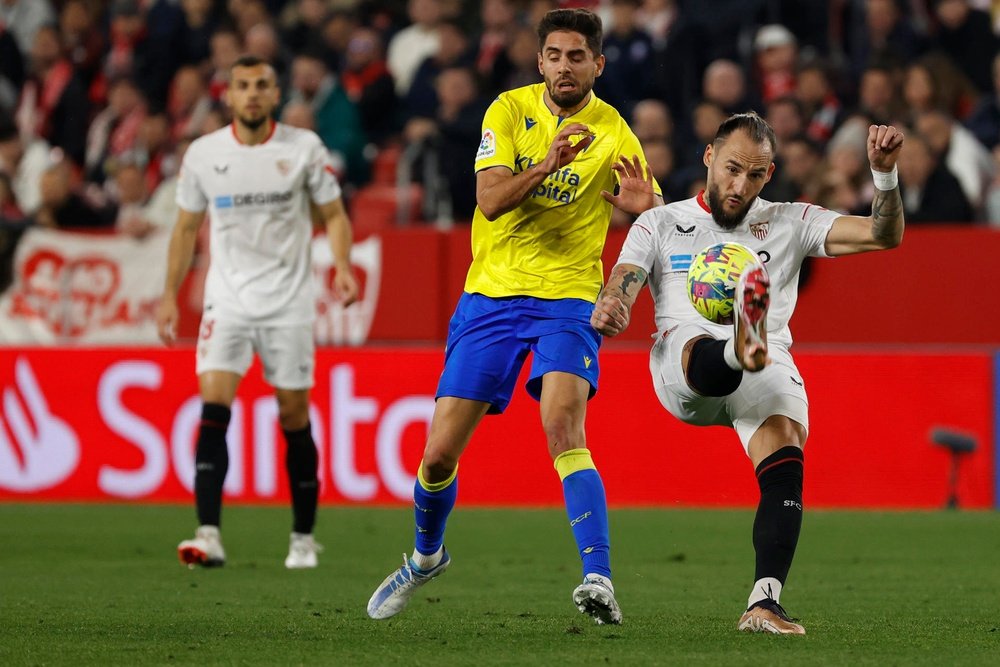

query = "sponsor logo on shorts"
[583,356,592,369]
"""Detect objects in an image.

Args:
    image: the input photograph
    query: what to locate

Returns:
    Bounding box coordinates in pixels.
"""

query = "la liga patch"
[476,129,496,160]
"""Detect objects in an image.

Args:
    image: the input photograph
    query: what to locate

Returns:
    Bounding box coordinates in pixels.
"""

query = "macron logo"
[525,117,537,130]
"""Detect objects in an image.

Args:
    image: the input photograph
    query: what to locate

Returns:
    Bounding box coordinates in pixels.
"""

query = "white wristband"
[871,166,898,191]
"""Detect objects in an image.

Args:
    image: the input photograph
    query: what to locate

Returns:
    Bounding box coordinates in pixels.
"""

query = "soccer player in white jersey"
[155,55,359,569]
[593,112,905,634]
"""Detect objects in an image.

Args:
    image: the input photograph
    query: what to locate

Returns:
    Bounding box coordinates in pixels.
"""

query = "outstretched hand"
[601,154,655,216]
[537,122,594,175]
[868,124,904,173]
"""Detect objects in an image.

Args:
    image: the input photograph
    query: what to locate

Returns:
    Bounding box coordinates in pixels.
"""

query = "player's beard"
[546,75,591,110]
[706,183,753,230]
[236,113,270,131]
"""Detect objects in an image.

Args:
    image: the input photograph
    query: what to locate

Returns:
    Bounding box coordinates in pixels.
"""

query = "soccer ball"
[686,242,760,324]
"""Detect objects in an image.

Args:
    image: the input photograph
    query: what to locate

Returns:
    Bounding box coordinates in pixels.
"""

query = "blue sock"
[555,449,611,579]
[413,463,458,557]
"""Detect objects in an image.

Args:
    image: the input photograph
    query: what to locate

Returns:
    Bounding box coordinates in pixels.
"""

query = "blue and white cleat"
[572,573,622,625]
[366,549,451,619]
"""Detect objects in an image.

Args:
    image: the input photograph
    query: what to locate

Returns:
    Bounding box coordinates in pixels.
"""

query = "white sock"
[411,546,443,571]
[723,338,742,371]
[747,577,782,610]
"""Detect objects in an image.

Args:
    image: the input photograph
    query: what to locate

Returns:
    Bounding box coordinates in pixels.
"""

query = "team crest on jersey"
[477,129,496,160]
[276,159,291,176]
[749,220,770,240]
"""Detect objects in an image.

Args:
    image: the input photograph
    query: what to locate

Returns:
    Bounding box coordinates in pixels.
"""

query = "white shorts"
[649,321,809,454]
[195,318,315,390]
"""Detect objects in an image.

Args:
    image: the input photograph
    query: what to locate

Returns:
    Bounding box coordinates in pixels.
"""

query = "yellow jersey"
[466,83,660,302]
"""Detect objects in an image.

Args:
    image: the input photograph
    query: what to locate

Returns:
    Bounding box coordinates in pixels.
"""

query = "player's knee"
[685,337,742,396]
[421,453,458,484]
[543,416,586,458]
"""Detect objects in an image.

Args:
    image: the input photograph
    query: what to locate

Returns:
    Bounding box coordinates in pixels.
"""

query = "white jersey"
[176,122,342,325]
[617,192,840,347]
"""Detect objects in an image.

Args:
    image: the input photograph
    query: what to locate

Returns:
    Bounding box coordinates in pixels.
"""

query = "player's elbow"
[477,200,502,221]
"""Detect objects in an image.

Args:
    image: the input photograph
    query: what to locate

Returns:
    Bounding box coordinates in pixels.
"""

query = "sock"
[195,403,231,527]
[284,423,319,535]
[748,446,804,609]
[686,338,743,396]
[555,448,611,579]
[412,462,458,566]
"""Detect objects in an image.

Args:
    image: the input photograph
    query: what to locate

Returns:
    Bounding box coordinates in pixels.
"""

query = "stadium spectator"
[752,24,797,104]
[856,63,903,126]
[59,0,105,89]
[16,24,89,166]
[85,75,146,183]
[245,22,289,84]
[207,29,242,101]
[630,98,672,144]
[985,144,1000,226]
[795,60,842,145]
[341,27,397,146]
[281,0,329,58]
[915,108,994,214]
[168,66,213,143]
[144,136,191,230]
[387,0,444,97]
[35,158,112,230]
[105,0,171,109]
[0,117,50,216]
[288,51,368,185]
[845,0,925,80]
[367,8,662,626]
[405,20,473,120]
[897,130,971,223]
[762,133,822,203]
[158,55,359,571]
[902,54,978,122]
[498,24,542,92]
[280,99,315,130]
[930,0,998,95]
[765,95,805,148]
[0,0,55,56]
[475,0,518,94]
[177,0,219,67]
[702,59,752,114]
[135,111,175,196]
[316,9,358,74]
[595,0,652,114]
[596,112,905,635]
[0,24,24,112]
[965,52,1000,150]
[112,161,156,239]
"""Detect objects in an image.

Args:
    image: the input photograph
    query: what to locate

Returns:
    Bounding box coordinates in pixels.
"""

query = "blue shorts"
[436,293,602,414]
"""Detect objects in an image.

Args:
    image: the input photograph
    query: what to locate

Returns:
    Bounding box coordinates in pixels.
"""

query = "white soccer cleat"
[178,525,226,568]
[366,549,451,620]
[284,532,322,569]
[572,573,622,625]
[734,260,771,372]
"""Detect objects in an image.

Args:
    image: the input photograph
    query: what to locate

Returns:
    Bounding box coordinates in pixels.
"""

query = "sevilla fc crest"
[276,159,291,176]
[749,221,769,240]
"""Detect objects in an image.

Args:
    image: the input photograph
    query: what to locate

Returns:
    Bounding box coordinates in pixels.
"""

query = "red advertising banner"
[0,348,992,508]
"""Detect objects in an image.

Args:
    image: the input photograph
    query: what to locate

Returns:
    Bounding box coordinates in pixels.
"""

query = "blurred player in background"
[593,112,904,633]
[367,8,662,625]
[155,55,359,569]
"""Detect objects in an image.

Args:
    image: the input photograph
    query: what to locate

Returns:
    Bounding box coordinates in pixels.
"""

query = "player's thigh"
[649,322,732,428]
[527,299,600,401]
[255,324,315,391]
[196,318,252,403]
[422,396,492,477]
[436,293,531,414]
[728,346,809,456]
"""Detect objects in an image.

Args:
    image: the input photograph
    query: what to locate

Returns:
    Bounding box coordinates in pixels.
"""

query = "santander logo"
[0,358,81,491]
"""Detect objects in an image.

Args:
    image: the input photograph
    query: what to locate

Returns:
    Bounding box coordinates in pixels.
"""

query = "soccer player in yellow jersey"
[368,8,662,625]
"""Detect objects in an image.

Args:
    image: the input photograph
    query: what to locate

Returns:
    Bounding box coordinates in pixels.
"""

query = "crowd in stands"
[2,0,1000,253]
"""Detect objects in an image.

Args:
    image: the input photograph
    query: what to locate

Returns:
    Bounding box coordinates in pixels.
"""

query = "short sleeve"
[175,148,208,213]
[615,122,662,197]
[796,203,841,258]
[474,96,516,173]
[615,210,659,271]
[305,136,342,205]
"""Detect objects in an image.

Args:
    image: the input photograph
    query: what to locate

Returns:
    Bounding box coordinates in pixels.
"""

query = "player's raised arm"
[155,207,205,345]
[824,124,905,257]
[601,154,662,216]
[476,122,594,220]
[591,262,647,337]
[316,197,359,306]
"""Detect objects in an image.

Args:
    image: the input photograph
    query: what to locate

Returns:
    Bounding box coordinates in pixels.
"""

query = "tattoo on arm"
[871,187,904,247]
[609,266,648,302]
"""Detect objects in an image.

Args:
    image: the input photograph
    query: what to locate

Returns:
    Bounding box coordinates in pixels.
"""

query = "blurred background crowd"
[1,0,1000,254]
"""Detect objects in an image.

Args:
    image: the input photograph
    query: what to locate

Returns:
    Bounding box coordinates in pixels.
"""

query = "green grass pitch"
[2,504,999,666]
